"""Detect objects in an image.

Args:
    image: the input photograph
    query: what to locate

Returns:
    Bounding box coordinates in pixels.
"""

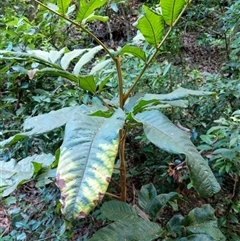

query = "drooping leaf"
[143,87,216,101]
[48,47,66,63]
[160,0,186,26]
[27,49,50,62]
[57,0,72,15]
[101,200,138,221]
[56,109,125,220]
[36,68,79,83]
[79,75,97,92]
[119,45,146,61]
[23,105,91,133]
[76,0,107,23]
[0,105,103,147]
[73,46,103,75]
[134,110,221,197]
[0,154,54,197]
[61,49,87,70]
[145,100,189,109]
[90,59,112,74]
[135,5,164,47]
[0,50,60,69]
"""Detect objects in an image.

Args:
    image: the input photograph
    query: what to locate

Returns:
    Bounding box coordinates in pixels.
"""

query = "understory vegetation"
[0,0,239,240]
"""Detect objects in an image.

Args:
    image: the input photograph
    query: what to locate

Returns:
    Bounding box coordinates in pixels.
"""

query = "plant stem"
[123,0,192,105]
[114,55,124,109]
[106,192,121,199]
[33,0,114,60]
[119,128,127,202]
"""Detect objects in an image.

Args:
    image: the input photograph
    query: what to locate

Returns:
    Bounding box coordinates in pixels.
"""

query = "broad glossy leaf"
[57,0,71,15]
[0,154,54,197]
[143,87,216,101]
[161,0,186,26]
[119,45,146,61]
[73,46,103,75]
[135,5,164,47]
[23,105,91,133]
[134,110,221,197]
[146,100,189,109]
[0,105,101,147]
[56,109,125,220]
[77,0,107,23]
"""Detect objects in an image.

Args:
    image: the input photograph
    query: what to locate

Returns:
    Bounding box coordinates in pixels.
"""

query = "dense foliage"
[0,0,239,240]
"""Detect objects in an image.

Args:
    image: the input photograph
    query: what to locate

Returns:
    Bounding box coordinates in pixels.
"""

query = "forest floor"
[0,1,238,240]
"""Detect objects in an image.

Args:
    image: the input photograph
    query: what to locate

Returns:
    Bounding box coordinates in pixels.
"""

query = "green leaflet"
[56,109,125,220]
[134,110,221,197]
[77,0,107,24]
[161,0,186,26]
[57,0,71,15]
[119,45,146,61]
[135,5,164,47]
